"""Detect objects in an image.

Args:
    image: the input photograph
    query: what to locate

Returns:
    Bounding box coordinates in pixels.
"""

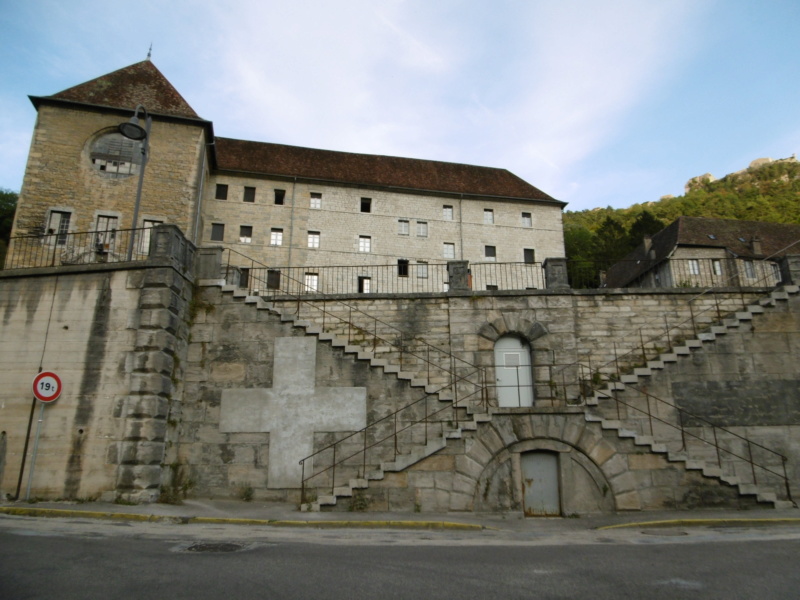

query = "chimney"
[643,235,652,253]
[751,236,763,256]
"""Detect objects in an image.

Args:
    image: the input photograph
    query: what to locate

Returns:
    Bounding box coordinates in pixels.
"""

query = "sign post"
[25,371,62,500]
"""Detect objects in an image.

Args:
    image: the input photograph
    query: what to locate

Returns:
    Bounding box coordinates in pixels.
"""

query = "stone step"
[660,353,678,362]
[685,339,703,348]
[747,305,765,314]
[333,486,353,497]
[646,361,665,370]
[756,492,777,503]
[771,291,789,301]
[701,466,723,478]
[734,312,753,321]
[709,326,728,334]
[783,285,799,294]
[633,367,652,376]
[674,347,691,355]
[667,451,688,462]
[349,478,368,489]
[720,475,740,486]
[697,332,717,342]
[317,495,337,506]
[617,429,637,439]
[773,500,796,509]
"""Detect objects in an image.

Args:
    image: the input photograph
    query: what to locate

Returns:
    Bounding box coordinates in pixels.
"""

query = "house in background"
[606,216,800,289]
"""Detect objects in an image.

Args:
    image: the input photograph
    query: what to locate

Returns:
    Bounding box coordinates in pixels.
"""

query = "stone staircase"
[582,284,799,509]
[212,281,797,511]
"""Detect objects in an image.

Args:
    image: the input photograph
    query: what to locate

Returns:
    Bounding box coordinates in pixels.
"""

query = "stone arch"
[459,414,636,514]
[477,310,548,344]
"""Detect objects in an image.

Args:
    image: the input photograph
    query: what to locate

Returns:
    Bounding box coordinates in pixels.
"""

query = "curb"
[0,507,484,530]
[597,518,800,530]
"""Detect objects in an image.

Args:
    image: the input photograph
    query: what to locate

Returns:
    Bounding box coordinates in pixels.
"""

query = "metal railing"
[3,227,155,270]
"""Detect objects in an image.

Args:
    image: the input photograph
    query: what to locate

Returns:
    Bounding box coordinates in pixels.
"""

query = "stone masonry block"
[118,441,166,465]
[139,287,174,310]
[122,395,170,419]
[628,453,669,470]
[135,329,178,354]
[116,464,164,491]
[132,350,174,376]
[129,372,173,397]
[123,418,168,442]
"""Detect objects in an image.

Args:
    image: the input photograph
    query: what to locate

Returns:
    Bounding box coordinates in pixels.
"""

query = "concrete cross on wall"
[219,337,367,488]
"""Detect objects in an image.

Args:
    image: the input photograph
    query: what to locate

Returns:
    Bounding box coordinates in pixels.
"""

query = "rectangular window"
[304,273,319,292]
[398,259,409,277]
[486,284,499,291]
[274,189,285,205]
[521,212,532,227]
[443,242,455,259]
[712,259,722,276]
[270,228,283,246]
[523,248,535,264]
[211,223,225,241]
[239,225,253,243]
[484,209,494,224]
[215,184,229,200]
[417,261,428,279]
[46,210,71,245]
[358,276,371,294]
[771,263,782,283]
[308,231,320,248]
[310,192,322,209]
[360,197,372,213]
[744,260,756,279]
[139,219,163,254]
[398,219,409,235]
[485,245,496,262]
[267,269,281,290]
[416,221,428,237]
[359,235,371,252]
[95,215,118,249]
[240,268,250,289]
[688,259,700,275]
[443,205,454,220]
[243,186,256,203]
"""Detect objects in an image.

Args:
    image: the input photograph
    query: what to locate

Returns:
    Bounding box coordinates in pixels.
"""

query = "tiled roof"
[606,216,800,287]
[214,137,562,203]
[42,61,200,119]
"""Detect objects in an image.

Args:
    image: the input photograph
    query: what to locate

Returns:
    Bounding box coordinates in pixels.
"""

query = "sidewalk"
[1,497,799,532]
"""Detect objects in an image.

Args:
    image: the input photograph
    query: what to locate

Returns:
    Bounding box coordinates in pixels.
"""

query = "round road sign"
[33,371,62,403]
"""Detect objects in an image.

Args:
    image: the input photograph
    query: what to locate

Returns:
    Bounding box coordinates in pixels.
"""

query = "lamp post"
[118,105,151,260]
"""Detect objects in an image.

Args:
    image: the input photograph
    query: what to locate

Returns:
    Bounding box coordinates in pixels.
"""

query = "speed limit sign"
[33,371,62,403]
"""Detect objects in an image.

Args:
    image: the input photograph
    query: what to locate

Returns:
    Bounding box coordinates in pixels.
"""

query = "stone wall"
[0,227,194,501]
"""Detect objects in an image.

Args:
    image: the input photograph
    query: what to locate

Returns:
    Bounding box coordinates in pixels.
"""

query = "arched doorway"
[521,451,560,516]
[494,335,534,407]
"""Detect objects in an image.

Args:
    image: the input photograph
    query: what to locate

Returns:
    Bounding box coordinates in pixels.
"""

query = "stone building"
[1,60,798,515]
[9,59,566,294]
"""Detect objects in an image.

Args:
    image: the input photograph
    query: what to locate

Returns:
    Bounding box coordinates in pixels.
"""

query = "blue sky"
[1,0,798,212]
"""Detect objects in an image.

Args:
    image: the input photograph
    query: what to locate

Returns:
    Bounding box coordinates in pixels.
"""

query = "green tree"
[592,216,628,264]
[0,188,18,269]
[625,210,664,252]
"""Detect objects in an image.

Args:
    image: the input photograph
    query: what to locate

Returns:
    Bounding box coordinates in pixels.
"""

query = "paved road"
[1,515,799,599]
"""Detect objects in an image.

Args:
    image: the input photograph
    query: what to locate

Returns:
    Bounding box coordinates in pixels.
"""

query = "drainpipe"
[458,194,464,260]
[286,177,297,268]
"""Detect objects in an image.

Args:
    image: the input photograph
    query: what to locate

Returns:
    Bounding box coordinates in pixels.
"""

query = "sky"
[1,0,799,213]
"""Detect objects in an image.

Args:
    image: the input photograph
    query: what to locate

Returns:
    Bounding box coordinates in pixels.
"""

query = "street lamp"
[118,105,152,260]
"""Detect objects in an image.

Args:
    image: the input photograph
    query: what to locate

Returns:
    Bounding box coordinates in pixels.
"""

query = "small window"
[360,197,372,213]
[744,260,756,279]
[308,231,320,248]
[443,205,453,220]
[274,189,286,205]
[417,261,428,279]
[359,235,371,252]
[417,221,428,237]
[771,263,782,282]
[211,223,225,241]
[215,184,229,200]
[484,209,494,224]
[398,259,409,277]
[521,212,532,227]
[243,186,256,203]
[712,259,722,276]
[443,242,455,259]
[358,276,371,294]
[398,219,409,235]
[688,259,700,275]
[270,228,283,246]
[239,225,253,244]
[95,215,118,249]
[485,245,496,262]
[139,219,163,254]
[310,192,322,209]
[523,248,535,264]
[90,132,141,178]
[46,210,71,245]
[304,273,319,292]
[486,284,499,291]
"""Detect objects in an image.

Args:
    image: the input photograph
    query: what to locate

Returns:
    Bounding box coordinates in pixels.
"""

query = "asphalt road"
[1,516,799,599]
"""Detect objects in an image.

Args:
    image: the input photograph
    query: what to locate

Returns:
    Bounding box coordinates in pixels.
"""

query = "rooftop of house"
[30,60,562,205]
[214,137,560,202]
[606,216,800,287]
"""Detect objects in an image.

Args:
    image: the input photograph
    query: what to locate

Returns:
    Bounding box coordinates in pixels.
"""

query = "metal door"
[522,451,560,516]
[494,336,533,407]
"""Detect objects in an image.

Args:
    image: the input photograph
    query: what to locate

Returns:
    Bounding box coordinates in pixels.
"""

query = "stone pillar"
[544,258,570,290]
[195,246,223,281]
[779,254,800,285]
[447,260,471,292]
[149,224,196,275]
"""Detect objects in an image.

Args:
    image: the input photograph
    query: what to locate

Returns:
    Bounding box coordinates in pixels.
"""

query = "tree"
[592,216,628,264]
[625,210,664,252]
[0,188,18,269]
